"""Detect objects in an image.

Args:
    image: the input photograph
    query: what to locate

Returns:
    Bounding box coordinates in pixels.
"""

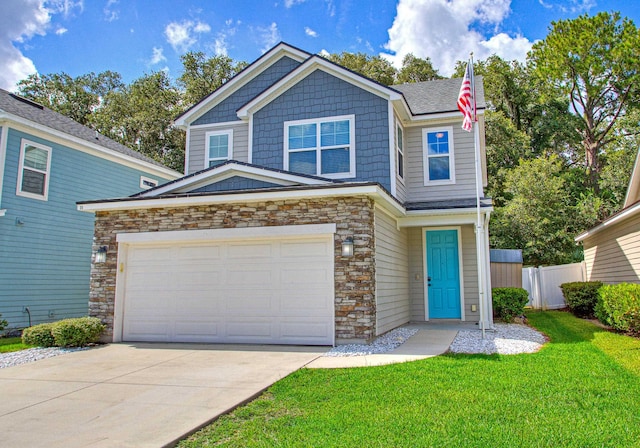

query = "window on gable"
[140,176,158,189]
[17,139,51,201]
[206,130,233,168]
[423,127,455,185]
[396,123,405,180]
[285,115,355,178]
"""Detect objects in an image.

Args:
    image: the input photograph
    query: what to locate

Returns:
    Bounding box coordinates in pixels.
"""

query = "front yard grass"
[178,311,640,447]
[0,337,32,353]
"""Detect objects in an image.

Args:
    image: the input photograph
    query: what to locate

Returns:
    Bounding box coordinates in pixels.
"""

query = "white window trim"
[396,120,405,184]
[283,114,356,179]
[205,129,233,169]
[140,176,158,189]
[16,138,52,201]
[423,126,456,186]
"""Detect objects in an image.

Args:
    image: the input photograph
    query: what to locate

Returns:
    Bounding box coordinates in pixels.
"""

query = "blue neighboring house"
[79,43,494,346]
[0,89,181,330]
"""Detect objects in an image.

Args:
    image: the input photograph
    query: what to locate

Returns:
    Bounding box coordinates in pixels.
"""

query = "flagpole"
[469,53,486,339]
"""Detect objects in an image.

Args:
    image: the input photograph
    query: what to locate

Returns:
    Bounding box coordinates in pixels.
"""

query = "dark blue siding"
[0,128,172,329]
[193,57,301,125]
[251,70,391,190]
[190,176,282,193]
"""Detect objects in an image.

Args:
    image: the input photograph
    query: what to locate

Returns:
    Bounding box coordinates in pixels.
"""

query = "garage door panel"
[121,235,334,345]
[280,240,330,257]
[227,242,273,258]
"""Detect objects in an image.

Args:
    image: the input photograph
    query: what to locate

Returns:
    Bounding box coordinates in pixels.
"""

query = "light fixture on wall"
[94,246,108,264]
[341,237,354,257]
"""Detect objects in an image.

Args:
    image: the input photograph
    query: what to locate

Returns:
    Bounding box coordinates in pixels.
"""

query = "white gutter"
[575,201,640,242]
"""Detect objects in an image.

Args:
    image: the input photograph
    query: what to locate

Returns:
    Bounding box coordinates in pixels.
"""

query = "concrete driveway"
[0,343,325,447]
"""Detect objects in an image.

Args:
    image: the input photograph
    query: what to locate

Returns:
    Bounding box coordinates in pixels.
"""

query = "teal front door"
[426,229,461,319]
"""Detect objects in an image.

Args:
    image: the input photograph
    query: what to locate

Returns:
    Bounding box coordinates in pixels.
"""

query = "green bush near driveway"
[492,287,529,322]
[22,323,56,347]
[560,281,603,318]
[596,283,640,334]
[22,317,104,348]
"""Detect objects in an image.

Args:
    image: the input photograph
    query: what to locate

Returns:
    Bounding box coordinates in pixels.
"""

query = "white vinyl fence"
[522,262,586,309]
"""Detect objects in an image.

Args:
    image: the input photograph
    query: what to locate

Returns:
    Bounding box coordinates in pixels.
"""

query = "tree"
[483,110,531,206]
[16,71,124,126]
[528,11,640,192]
[396,54,442,83]
[490,156,581,266]
[178,52,248,107]
[325,52,397,86]
[93,71,185,171]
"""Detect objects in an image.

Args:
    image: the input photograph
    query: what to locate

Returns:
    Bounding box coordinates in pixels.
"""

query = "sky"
[2,0,639,91]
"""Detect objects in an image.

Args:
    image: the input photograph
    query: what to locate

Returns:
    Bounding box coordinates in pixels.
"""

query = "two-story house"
[0,89,180,330]
[78,43,493,345]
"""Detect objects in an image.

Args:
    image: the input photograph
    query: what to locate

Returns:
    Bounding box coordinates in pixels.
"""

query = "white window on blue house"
[205,130,233,168]
[17,139,52,201]
[423,126,455,185]
[284,115,355,179]
[396,121,405,181]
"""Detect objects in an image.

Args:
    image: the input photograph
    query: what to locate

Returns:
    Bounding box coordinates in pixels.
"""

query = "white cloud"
[305,26,318,37]
[55,27,67,35]
[103,0,119,22]
[46,0,84,18]
[150,46,166,65]
[285,0,306,8]
[538,0,595,14]
[0,0,52,90]
[210,19,239,56]
[164,20,211,53]
[382,0,534,76]
[257,22,280,53]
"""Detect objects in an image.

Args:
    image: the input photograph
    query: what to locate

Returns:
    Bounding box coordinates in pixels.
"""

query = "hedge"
[492,287,529,322]
[560,281,603,318]
[596,283,640,334]
[22,317,105,347]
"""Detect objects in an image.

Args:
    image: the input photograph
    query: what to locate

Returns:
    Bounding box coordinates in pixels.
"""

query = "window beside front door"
[423,126,455,185]
[17,139,52,201]
[205,130,233,168]
[284,115,355,179]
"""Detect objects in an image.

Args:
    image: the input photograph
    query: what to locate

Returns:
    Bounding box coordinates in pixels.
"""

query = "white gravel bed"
[0,347,87,369]
[448,323,547,355]
[325,327,419,356]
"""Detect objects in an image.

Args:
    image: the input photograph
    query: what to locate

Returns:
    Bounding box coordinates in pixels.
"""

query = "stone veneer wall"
[90,197,376,343]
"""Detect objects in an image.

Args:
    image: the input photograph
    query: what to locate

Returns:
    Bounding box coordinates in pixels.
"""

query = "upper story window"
[206,130,233,168]
[284,115,355,179]
[396,122,405,181]
[17,139,52,201]
[423,126,455,185]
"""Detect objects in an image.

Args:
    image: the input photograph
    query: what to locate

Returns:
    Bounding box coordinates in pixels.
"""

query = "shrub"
[560,281,603,318]
[51,317,105,347]
[492,287,529,322]
[596,283,640,334]
[22,323,56,347]
[0,313,7,332]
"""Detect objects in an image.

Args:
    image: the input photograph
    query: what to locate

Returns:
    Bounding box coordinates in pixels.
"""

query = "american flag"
[457,61,476,132]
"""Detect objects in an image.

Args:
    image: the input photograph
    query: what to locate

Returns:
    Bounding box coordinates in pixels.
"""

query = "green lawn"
[178,311,640,447]
[0,337,32,353]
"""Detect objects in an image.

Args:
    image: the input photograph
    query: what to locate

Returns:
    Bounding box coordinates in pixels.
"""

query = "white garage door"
[119,232,335,345]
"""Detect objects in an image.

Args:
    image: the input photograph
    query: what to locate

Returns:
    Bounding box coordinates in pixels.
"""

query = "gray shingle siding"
[193,57,302,125]
[189,176,283,193]
[251,70,391,190]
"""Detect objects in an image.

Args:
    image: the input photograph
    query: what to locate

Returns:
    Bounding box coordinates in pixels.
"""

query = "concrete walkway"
[307,322,463,368]
[0,343,325,448]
